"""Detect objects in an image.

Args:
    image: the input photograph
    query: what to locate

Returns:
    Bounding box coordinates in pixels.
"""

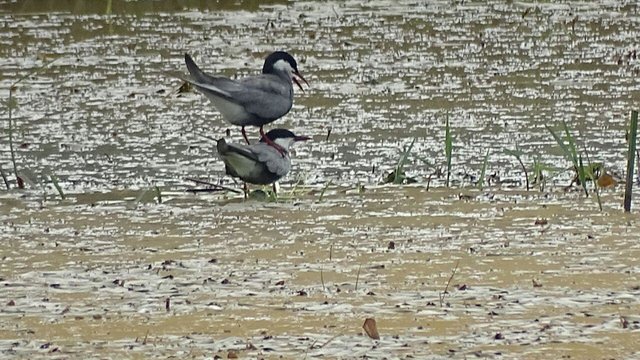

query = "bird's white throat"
[273,59,294,76]
[272,137,295,151]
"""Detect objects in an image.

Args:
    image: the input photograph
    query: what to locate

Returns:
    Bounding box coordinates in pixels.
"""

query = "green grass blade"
[503,148,522,158]
[445,116,452,187]
[394,138,416,184]
[545,125,575,165]
[504,145,529,190]
[50,174,65,200]
[561,121,580,167]
[0,166,9,190]
[318,180,333,202]
[477,149,490,190]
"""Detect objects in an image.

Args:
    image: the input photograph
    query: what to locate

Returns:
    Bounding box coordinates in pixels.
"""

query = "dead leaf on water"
[178,82,193,94]
[363,318,380,340]
[597,173,617,188]
[620,315,629,329]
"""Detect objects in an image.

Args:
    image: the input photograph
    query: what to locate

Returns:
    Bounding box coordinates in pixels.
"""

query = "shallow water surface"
[1,1,640,359]
[1,187,639,358]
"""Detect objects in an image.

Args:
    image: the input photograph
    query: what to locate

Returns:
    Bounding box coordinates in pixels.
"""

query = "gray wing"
[184,54,293,121]
[251,143,291,178]
[217,138,260,162]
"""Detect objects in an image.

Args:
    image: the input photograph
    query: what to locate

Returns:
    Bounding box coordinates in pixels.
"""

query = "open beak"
[294,135,311,142]
[292,70,309,91]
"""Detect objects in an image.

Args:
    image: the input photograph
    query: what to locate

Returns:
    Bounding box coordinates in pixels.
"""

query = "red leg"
[241,126,250,145]
[260,126,285,156]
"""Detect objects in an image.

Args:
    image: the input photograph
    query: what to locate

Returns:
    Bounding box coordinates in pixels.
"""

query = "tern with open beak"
[183,51,308,153]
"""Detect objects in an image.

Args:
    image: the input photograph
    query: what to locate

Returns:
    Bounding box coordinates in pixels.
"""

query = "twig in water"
[184,177,242,194]
[0,167,9,190]
[154,185,162,204]
[186,188,225,194]
[196,132,218,143]
[7,57,60,188]
[303,339,317,360]
[142,330,149,345]
[625,110,638,212]
[303,334,340,360]
[355,264,362,291]
[445,116,452,187]
[319,334,340,348]
[332,5,341,21]
[439,260,459,307]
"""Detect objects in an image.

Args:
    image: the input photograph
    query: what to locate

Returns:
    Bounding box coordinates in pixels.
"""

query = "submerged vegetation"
[375,115,631,214]
[384,138,417,184]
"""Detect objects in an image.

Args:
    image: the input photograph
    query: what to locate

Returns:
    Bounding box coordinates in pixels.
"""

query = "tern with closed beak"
[216,128,310,185]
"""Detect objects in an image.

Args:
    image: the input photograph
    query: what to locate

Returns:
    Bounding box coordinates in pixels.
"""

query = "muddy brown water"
[1,1,640,359]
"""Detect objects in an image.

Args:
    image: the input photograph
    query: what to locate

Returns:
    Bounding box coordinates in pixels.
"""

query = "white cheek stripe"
[273,59,293,73]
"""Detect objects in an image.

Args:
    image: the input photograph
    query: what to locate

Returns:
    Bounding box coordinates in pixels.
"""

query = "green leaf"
[477,149,490,190]
[445,116,452,187]
[50,174,65,200]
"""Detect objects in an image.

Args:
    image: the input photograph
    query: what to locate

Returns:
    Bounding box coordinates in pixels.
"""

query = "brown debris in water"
[363,318,380,340]
[620,315,629,329]
[178,81,192,94]
[597,173,617,188]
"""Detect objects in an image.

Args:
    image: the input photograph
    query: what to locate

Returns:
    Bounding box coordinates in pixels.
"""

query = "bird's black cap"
[260,128,310,142]
[262,51,299,74]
